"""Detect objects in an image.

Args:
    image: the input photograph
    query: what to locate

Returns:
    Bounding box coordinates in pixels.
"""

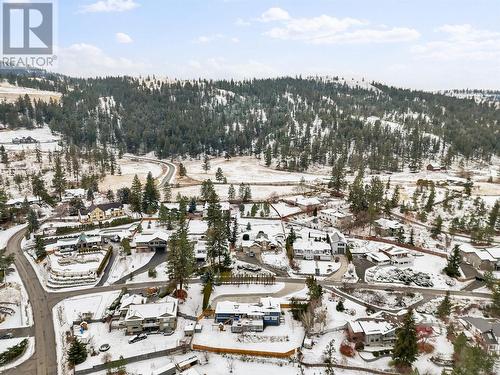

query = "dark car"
[0,333,13,339]
[128,333,147,344]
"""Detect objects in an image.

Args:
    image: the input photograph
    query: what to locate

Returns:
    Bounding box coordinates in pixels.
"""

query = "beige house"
[80,202,125,223]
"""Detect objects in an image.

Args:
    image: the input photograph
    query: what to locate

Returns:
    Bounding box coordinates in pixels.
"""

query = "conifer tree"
[437,291,452,320]
[142,172,159,213]
[163,183,172,202]
[215,167,224,182]
[130,174,142,213]
[392,309,418,369]
[67,339,87,366]
[444,245,462,278]
[227,184,235,200]
[167,213,195,292]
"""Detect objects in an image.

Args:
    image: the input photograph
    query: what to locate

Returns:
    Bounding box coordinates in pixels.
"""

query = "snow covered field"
[0,126,61,151]
[0,82,61,103]
[100,157,164,191]
[182,156,328,184]
[294,259,341,276]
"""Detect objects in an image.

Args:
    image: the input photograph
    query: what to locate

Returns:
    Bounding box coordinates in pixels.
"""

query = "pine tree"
[202,154,210,173]
[27,209,39,236]
[130,174,142,213]
[431,215,443,238]
[424,186,435,212]
[178,163,187,177]
[215,167,224,182]
[163,183,172,202]
[86,188,94,203]
[167,214,195,292]
[52,156,66,201]
[328,158,346,193]
[227,184,235,200]
[437,291,452,320]
[67,339,87,365]
[444,245,461,278]
[392,309,418,369]
[34,235,47,260]
[488,200,499,228]
[142,172,159,213]
[264,146,272,167]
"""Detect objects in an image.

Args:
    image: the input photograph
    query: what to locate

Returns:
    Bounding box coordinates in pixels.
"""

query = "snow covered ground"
[99,157,165,191]
[181,156,328,184]
[105,250,156,285]
[0,265,33,329]
[193,311,304,354]
[0,126,61,151]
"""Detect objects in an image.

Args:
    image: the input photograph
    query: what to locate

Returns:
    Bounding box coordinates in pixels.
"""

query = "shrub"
[148,267,157,278]
[354,341,365,351]
[0,339,28,365]
[339,343,355,357]
[418,342,435,354]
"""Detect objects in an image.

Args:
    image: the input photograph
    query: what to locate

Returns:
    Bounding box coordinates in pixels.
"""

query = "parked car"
[128,333,147,344]
[0,333,13,339]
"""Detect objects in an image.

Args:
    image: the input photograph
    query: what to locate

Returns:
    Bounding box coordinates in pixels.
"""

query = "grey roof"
[461,316,500,344]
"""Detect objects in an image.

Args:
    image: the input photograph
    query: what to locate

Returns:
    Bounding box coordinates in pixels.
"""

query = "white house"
[319,208,353,227]
[381,247,414,266]
[293,239,332,261]
[62,188,86,202]
[367,251,391,265]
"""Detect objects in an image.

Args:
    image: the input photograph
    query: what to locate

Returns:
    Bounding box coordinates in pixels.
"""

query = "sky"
[26,0,500,89]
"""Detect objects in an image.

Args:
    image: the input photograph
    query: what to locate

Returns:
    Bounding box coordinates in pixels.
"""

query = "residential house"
[366,251,391,265]
[6,196,41,209]
[460,316,500,355]
[329,230,348,255]
[374,218,402,237]
[123,297,178,334]
[62,188,86,202]
[460,247,500,272]
[347,319,397,347]
[240,230,281,255]
[80,202,125,223]
[319,208,353,228]
[381,247,414,266]
[293,239,332,261]
[12,136,37,144]
[426,163,447,172]
[134,231,169,252]
[54,233,103,253]
[215,297,281,333]
[118,293,147,317]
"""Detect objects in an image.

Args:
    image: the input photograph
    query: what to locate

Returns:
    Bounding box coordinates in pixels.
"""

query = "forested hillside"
[1,72,499,172]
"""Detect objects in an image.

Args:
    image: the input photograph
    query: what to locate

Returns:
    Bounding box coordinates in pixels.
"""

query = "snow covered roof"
[135,230,169,244]
[215,298,280,316]
[293,239,331,252]
[367,251,391,263]
[125,299,178,321]
[320,208,351,218]
[350,319,396,335]
[374,218,401,229]
[296,197,321,207]
[384,247,409,257]
[64,188,85,196]
[6,196,40,206]
[119,293,147,311]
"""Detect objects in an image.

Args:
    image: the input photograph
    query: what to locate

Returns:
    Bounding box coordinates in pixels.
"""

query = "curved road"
[4,220,492,374]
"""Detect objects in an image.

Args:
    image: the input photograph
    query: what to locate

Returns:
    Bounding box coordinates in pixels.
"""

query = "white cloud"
[260,8,419,44]
[194,34,239,44]
[80,0,139,13]
[115,32,133,44]
[55,43,149,77]
[235,17,251,27]
[412,24,500,61]
[258,7,290,22]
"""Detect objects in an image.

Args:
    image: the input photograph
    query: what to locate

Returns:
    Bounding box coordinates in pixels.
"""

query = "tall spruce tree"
[444,245,462,278]
[167,213,195,292]
[142,172,159,213]
[392,309,418,369]
[130,174,142,213]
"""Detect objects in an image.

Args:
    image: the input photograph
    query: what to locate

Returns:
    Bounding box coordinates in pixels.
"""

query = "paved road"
[3,229,493,374]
